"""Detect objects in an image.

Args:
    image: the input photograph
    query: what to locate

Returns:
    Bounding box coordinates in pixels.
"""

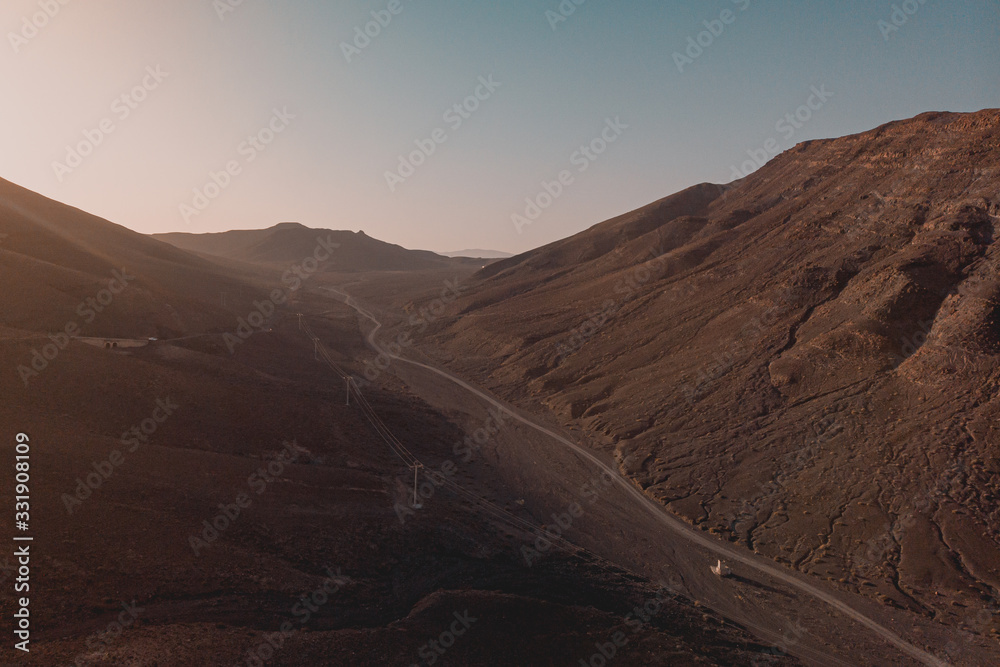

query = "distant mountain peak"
[152,223,461,271]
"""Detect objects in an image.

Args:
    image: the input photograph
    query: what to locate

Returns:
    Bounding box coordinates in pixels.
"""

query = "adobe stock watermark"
[352,277,466,388]
[8,0,72,54]
[409,610,478,667]
[511,116,628,234]
[384,75,501,193]
[179,107,295,225]
[341,0,415,63]
[16,268,135,388]
[393,407,510,524]
[878,0,931,41]
[729,84,834,179]
[189,441,301,556]
[213,0,247,21]
[554,242,668,361]
[942,605,999,660]
[68,601,144,667]
[577,581,682,667]
[728,414,844,541]
[236,566,350,666]
[673,0,751,73]
[680,284,801,403]
[545,0,588,31]
[52,65,169,183]
[62,398,179,514]
[751,614,808,664]
[858,454,967,581]
[521,470,616,567]
[890,319,934,369]
[224,235,339,353]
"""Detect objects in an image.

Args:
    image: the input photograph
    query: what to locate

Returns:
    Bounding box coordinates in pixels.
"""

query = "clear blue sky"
[2,0,997,253]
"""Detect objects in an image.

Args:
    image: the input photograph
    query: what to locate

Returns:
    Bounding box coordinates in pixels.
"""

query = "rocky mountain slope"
[418,109,1000,636]
[0,178,270,339]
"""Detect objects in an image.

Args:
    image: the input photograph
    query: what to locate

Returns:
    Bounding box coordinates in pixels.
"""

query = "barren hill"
[0,177,266,339]
[154,223,472,272]
[0,179,782,665]
[417,109,1000,633]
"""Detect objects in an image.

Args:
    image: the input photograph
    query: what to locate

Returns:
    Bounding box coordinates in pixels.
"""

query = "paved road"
[328,287,955,667]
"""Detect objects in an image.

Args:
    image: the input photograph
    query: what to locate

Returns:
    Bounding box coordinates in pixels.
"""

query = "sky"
[2,1,998,254]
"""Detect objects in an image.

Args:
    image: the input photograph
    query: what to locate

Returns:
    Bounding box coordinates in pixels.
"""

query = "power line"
[299,313,627,572]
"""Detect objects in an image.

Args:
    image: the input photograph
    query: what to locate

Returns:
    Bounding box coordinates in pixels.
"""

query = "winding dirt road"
[326,286,971,667]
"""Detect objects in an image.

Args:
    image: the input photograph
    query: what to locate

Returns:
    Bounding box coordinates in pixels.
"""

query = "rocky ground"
[0,281,790,665]
[365,111,1000,649]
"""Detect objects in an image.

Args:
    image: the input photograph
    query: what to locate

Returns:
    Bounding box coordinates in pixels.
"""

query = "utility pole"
[412,463,424,509]
[314,338,319,360]
[345,377,351,406]
[297,313,303,330]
